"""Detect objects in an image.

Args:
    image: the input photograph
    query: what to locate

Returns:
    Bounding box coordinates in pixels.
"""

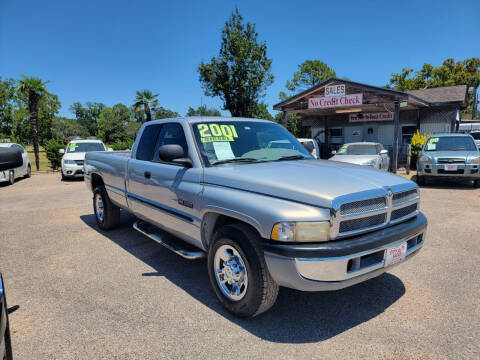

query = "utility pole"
[392,101,400,174]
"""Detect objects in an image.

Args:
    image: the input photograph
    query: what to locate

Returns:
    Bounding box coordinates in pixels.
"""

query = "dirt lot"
[1,173,479,359]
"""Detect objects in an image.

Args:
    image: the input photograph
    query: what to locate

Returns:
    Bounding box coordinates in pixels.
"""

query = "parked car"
[0,143,31,185]
[0,274,13,360]
[84,117,427,318]
[298,138,320,159]
[470,131,480,149]
[416,133,480,187]
[329,142,390,171]
[60,139,107,180]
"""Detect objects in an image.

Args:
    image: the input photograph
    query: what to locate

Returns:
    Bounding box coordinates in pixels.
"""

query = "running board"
[133,220,206,260]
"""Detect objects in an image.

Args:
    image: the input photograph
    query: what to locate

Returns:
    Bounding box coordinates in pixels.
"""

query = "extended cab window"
[153,123,188,162]
[136,124,162,161]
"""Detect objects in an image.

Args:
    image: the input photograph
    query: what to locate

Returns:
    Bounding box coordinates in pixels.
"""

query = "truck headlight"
[63,160,75,165]
[470,157,480,164]
[418,155,432,164]
[364,159,378,166]
[271,221,330,242]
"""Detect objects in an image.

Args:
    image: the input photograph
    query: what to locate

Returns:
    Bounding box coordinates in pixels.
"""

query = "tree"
[69,102,105,136]
[97,104,131,144]
[186,105,221,116]
[52,117,89,141]
[153,106,180,119]
[387,58,480,114]
[198,7,274,117]
[274,112,302,137]
[251,103,273,120]
[286,60,336,92]
[15,75,49,170]
[133,90,159,122]
[44,139,64,170]
[0,77,16,139]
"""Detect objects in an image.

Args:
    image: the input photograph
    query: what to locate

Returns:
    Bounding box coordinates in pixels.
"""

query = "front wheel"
[474,179,480,188]
[93,186,120,230]
[25,164,31,178]
[207,223,279,318]
[7,170,14,185]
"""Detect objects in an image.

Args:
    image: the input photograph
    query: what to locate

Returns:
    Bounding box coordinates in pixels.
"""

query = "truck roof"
[148,116,273,125]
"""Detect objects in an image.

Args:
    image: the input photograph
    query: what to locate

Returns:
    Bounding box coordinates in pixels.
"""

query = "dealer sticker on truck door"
[384,242,407,267]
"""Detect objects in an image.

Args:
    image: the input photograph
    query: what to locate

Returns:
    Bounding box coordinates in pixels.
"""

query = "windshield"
[67,142,105,153]
[337,144,378,155]
[192,121,312,166]
[424,136,477,152]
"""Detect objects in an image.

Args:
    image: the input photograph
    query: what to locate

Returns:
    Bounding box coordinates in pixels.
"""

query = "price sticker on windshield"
[197,123,238,143]
[69,143,78,151]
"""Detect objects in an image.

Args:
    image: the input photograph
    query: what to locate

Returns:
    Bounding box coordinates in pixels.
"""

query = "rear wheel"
[93,186,120,230]
[207,223,279,318]
[25,164,31,178]
[7,170,14,185]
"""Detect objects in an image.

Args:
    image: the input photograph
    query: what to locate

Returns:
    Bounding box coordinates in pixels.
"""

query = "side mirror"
[380,149,389,155]
[59,148,65,154]
[302,141,314,153]
[158,144,192,168]
[331,150,337,155]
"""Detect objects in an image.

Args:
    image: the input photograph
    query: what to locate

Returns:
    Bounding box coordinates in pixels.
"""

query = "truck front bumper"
[417,163,480,180]
[263,212,427,292]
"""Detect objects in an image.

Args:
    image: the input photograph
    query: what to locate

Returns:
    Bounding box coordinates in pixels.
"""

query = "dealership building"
[273,78,468,164]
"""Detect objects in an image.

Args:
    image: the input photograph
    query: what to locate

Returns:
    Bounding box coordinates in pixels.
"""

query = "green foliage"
[0,77,16,138]
[133,90,159,122]
[153,106,180,119]
[198,7,274,117]
[285,60,336,92]
[97,104,132,143]
[251,103,273,120]
[52,116,89,141]
[274,112,302,137]
[186,105,221,117]
[44,139,64,170]
[387,58,480,114]
[69,102,105,136]
[110,139,135,151]
[410,130,429,169]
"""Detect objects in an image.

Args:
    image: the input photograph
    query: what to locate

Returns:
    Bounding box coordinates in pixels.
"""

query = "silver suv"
[416,133,480,187]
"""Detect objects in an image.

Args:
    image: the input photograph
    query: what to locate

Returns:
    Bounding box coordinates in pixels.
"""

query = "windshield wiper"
[276,155,307,161]
[212,157,258,166]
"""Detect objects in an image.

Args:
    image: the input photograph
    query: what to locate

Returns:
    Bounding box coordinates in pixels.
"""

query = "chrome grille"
[391,203,418,221]
[437,158,465,164]
[339,214,386,233]
[340,197,386,215]
[392,189,418,205]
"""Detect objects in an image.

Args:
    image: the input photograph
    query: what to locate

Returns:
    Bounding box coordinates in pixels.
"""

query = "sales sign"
[308,93,363,109]
[325,84,345,97]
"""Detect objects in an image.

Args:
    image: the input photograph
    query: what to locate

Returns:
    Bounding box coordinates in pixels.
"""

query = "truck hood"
[329,154,379,165]
[62,152,86,161]
[203,159,413,208]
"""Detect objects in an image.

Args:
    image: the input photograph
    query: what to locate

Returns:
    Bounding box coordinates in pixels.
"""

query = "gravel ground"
[0,173,479,359]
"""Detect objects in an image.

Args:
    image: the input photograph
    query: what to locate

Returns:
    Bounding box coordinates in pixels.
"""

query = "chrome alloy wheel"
[214,244,248,301]
[94,193,104,222]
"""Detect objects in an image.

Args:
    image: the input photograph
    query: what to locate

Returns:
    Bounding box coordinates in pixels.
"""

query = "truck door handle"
[144,171,151,179]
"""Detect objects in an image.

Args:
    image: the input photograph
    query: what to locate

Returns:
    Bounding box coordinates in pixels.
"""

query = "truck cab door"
[127,122,203,247]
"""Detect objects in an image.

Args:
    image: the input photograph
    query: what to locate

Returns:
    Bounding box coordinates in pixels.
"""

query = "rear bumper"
[263,213,427,291]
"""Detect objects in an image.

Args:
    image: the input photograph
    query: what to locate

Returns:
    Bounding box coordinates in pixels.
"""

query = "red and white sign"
[308,93,363,109]
[384,242,407,267]
[349,112,394,122]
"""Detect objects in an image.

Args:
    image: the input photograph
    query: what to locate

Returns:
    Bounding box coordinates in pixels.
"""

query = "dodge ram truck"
[84,117,427,318]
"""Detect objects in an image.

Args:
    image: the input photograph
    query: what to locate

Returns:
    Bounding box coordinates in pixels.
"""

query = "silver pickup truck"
[85,117,427,318]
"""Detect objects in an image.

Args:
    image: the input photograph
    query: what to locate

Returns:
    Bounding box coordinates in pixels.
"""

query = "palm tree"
[15,75,49,171]
[133,90,158,122]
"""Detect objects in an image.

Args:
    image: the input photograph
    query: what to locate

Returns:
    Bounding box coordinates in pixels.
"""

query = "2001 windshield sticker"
[197,123,238,143]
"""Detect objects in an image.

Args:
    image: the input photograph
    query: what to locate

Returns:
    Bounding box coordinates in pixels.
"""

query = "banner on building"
[349,112,393,122]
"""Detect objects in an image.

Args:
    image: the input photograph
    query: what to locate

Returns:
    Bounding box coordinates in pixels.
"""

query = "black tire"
[93,186,120,230]
[7,170,14,185]
[416,175,425,186]
[207,223,279,318]
[25,164,31,178]
[474,179,480,188]
[61,172,67,181]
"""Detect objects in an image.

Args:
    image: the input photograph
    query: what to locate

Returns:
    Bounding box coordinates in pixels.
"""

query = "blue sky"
[1,0,479,118]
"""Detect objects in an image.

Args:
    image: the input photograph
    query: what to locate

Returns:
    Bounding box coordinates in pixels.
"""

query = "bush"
[410,130,429,169]
[44,139,65,170]
[110,139,134,151]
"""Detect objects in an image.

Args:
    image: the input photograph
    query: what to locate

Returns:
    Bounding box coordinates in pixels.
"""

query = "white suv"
[0,143,31,185]
[61,140,106,180]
